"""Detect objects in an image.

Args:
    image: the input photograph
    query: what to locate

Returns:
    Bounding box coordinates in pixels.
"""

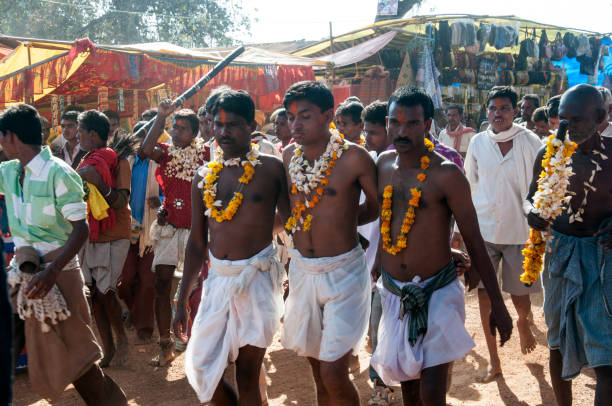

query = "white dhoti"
[184,244,284,403]
[371,273,474,385]
[282,245,370,362]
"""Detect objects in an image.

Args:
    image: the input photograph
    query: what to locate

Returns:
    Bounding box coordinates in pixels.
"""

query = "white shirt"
[438,124,476,154]
[464,125,542,245]
[601,122,612,138]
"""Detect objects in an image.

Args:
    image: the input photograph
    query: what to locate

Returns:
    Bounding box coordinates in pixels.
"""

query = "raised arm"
[354,148,379,226]
[441,164,513,345]
[137,99,175,161]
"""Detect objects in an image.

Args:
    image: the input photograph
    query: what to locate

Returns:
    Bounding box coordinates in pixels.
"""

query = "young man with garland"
[139,102,210,367]
[77,110,132,368]
[0,104,127,404]
[462,86,542,381]
[526,84,612,406]
[372,86,513,405]
[280,81,379,405]
[173,89,288,404]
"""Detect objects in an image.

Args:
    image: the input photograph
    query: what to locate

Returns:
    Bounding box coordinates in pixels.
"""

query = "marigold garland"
[381,138,435,255]
[285,128,347,232]
[520,133,577,286]
[164,137,208,181]
[198,145,260,223]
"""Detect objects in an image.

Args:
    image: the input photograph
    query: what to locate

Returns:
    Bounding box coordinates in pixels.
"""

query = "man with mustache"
[527,84,612,406]
[463,86,542,381]
[372,86,512,405]
[139,102,210,367]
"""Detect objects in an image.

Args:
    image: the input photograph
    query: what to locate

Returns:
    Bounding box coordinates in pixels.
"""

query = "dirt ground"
[13,290,596,405]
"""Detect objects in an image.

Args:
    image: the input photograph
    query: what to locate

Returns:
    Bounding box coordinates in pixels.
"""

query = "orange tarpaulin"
[0,38,316,112]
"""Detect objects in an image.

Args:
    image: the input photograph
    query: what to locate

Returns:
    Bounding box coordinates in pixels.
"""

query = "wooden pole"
[329,22,335,83]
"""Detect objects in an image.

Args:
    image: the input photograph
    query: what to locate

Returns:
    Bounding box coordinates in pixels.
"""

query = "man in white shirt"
[438,104,476,157]
[463,86,543,381]
[596,86,612,138]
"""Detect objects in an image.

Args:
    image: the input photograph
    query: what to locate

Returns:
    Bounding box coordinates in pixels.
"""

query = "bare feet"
[518,318,537,354]
[149,339,175,367]
[99,345,115,368]
[478,364,502,383]
[113,339,129,367]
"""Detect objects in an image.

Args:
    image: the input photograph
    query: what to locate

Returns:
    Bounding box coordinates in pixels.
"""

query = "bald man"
[527,84,612,406]
[596,86,612,138]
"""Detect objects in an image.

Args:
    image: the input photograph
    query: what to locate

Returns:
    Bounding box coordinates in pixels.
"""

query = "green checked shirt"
[0,146,87,257]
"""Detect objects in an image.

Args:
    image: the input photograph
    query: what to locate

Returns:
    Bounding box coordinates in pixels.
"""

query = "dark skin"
[76,122,130,367]
[173,108,289,405]
[282,99,378,405]
[336,114,364,144]
[274,114,292,147]
[521,99,537,130]
[138,99,199,366]
[378,102,512,406]
[526,87,612,406]
[283,100,379,258]
[363,121,389,155]
[0,130,127,405]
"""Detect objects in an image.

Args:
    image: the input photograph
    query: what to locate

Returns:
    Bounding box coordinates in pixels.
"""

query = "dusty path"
[13,291,596,405]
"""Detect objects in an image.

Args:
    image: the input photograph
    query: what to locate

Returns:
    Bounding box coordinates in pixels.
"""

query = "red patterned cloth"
[155,142,209,229]
[78,148,118,240]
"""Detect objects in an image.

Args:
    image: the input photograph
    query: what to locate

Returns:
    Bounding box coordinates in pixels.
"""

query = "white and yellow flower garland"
[285,128,348,232]
[520,133,577,285]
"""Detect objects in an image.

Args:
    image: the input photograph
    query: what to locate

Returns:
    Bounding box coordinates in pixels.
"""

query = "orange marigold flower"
[417,173,426,182]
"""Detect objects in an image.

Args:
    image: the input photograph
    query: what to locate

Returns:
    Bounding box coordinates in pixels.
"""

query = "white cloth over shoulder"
[371,273,474,385]
[282,245,370,362]
[184,244,284,403]
[464,124,542,244]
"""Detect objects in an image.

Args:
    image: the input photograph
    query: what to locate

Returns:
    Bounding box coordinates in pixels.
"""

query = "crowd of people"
[0,78,611,406]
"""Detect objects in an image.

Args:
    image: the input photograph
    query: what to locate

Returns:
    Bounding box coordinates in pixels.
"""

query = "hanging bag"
[551,33,567,61]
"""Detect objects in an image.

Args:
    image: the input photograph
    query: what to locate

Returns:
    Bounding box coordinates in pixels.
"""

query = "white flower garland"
[165,137,208,182]
[288,129,348,195]
[567,134,607,223]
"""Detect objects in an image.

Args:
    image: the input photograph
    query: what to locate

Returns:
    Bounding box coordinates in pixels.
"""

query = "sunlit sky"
[237,0,611,45]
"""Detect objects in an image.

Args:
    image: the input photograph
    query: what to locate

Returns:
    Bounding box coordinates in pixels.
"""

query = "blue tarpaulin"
[554,37,612,87]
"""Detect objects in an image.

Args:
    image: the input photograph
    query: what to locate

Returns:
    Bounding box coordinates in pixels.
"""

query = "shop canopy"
[0,36,322,111]
[294,14,606,68]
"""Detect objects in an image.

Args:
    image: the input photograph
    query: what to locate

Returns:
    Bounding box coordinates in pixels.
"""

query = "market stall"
[293,14,611,125]
[0,36,324,138]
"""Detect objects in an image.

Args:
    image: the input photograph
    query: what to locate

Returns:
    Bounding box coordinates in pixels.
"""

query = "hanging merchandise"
[51,95,59,128]
[415,46,443,109]
[396,52,415,88]
[477,58,497,90]
[59,95,64,115]
[477,23,491,52]
[97,87,109,111]
[551,33,568,61]
[576,34,591,57]
[540,30,552,59]
[118,88,125,112]
[132,89,139,124]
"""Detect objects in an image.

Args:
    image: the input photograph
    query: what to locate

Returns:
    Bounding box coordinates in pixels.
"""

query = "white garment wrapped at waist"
[185,243,284,403]
[371,271,474,385]
[282,245,371,362]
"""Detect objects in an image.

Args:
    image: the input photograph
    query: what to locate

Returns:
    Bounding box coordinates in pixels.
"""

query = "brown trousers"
[117,243,155,339]
[25,269,102,400]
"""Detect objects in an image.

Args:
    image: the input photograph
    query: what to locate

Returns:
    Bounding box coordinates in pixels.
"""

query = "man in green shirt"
[0,104,126,405]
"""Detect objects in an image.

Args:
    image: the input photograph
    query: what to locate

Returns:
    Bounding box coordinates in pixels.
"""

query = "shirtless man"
[371,86,513,406]
[280,81,379,405]
[526,84,612,406]
[173,89,288,404]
